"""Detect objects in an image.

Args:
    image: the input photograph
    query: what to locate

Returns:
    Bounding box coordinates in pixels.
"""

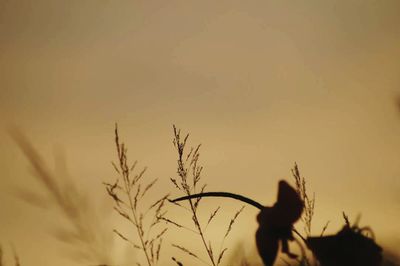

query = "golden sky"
[1,1,400,265]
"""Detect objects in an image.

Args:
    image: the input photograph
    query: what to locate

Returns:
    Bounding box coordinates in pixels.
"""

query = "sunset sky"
[1,1,400,265]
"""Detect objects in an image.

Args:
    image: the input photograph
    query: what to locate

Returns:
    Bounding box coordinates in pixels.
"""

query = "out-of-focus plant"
[11,129,113,265]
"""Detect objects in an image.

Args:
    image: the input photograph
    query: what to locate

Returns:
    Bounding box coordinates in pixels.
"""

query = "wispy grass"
[104,124,168,266]
[291,163,315,238]
[10,129,113,265]
[291,163,319,266]
[167,126,244,266]
[8,125,395,266]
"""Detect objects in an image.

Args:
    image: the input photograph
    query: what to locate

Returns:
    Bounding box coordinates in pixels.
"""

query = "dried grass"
[166,126,244,266]
[8,125,396,266]
[291,163,315,238]
[104,124,168,266]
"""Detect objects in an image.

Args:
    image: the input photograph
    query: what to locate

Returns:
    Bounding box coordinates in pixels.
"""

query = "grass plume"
[291,163,315,238]
[167,126,244,266]
[104,124,168,266]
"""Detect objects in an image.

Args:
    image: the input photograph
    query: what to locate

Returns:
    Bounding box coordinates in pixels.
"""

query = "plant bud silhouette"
[255,181,304,265]
[170,180,304,266]
[307,224,382,266]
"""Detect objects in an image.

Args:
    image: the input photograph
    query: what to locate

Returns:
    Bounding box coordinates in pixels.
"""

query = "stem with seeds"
[123,177,152,266]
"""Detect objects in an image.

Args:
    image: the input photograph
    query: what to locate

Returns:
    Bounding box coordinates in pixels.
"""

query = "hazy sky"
[1,1,400,265]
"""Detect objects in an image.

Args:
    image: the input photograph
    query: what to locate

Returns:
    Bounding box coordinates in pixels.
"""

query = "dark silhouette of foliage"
[307,215,382,266]
[171,180,304,266]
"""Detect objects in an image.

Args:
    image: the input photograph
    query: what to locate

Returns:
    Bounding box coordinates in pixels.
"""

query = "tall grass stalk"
[104,124,168,266]
[167,126,243,266]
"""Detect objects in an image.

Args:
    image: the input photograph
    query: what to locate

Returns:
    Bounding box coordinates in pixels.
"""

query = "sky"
[1,1,400,265]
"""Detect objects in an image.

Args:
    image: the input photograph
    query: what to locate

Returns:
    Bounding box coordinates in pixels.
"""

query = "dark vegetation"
[5,123,400,266]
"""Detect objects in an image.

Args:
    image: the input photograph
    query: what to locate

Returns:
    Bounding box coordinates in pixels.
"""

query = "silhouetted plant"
[306,213,382,266]
[9,125,396,266]
[104,124,168,266]
[171,160,386,266]
[166,126,244,266]
[291,163,315,238]
[171,180,304,266]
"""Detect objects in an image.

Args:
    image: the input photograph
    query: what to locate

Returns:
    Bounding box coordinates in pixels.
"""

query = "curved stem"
[171,191,313,266]
[170,192,264,210]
